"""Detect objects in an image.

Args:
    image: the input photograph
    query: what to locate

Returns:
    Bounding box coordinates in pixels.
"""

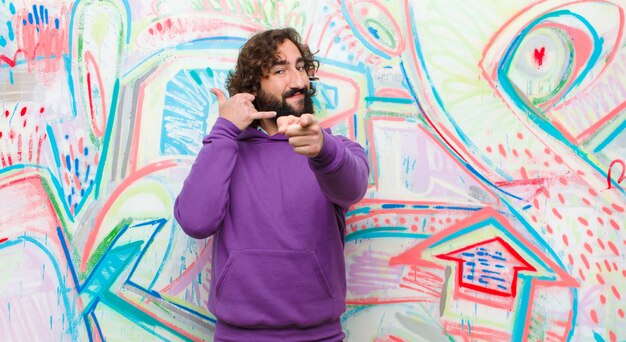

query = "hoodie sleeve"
[174,117,240,239]
[308,129,369,209]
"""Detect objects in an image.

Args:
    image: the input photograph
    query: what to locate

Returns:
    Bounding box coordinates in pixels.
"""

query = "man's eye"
[274,69,286,75]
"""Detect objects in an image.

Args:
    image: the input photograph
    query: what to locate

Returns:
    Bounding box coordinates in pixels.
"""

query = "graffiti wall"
[0,0,624,341]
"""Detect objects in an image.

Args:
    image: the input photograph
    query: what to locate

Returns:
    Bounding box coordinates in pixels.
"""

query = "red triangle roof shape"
[389,207,578,288]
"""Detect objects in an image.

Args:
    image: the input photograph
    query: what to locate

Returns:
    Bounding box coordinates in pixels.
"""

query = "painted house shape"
[390,207,578,340]
[437,236,536,298]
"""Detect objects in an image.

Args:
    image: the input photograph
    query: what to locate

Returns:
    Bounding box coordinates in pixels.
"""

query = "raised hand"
[277,114,324,158]
[211,88,276,131]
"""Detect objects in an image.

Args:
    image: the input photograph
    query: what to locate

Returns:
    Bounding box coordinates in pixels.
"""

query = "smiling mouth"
[287,93,304,99]
[284,88,307,99]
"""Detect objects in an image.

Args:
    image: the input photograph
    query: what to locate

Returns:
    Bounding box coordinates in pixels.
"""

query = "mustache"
[283,88,307,98]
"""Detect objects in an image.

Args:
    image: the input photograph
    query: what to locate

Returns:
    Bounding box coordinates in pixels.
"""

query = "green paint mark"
[364,19,396,49]
[85,219,132,276]
[39,175,70,237]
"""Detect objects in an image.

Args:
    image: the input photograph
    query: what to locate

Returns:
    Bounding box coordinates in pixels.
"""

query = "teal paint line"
[499,10,603,112]
[74,180,95,214]
[316,57,373,97]
[126,220,166,290]
[63,55,78,118]
[81,242,143,299]
[593,117,626,152]
[94,79,120,199]
[353,113,358,140]
[347,207,371,216]
[83,298,103,341]
[500,199,578,341]
[429,217,554,279]
[497,10,622,194]
[382,204,406,209]
[46,165,75,223]
[147,221,176,291]
[365,96,414,104]
[6,19,14,40]
[102,291,192,341]
[67,0,79,71]
[8,102,18,124]
[124,280,217,324]
[57,227,81,292]
[404,7,483,161]
[399,59,519,196]
[1,237,79,336]
[345,227,430,242]
[80,223,133,294]
[120,0,131,43]
[341,304,376,323]
[511,276,532,342]
[124,37,247,78]
[593,331,607,342]
[0,164,27,175]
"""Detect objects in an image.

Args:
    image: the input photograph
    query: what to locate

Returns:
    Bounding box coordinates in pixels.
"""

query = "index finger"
[252,111,277,120]
[277,115,300,134]
[299,114,317,128]
[233,92,256,102]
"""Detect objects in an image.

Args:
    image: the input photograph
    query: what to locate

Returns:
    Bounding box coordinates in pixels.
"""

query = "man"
[174,28,369,341]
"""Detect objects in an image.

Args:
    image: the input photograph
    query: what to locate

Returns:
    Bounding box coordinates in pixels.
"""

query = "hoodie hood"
[237,126,288,142]
[237,125,334,143]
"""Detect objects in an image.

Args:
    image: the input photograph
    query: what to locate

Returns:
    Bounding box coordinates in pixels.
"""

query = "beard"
[254,87,315,119]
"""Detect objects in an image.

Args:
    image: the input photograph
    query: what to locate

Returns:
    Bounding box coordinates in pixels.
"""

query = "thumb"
[210,88,227,105]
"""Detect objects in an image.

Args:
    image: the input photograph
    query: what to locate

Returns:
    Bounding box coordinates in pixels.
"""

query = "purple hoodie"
[174,117,369,340]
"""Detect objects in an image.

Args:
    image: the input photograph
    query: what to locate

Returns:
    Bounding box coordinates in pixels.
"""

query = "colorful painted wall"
[0,0,624,341]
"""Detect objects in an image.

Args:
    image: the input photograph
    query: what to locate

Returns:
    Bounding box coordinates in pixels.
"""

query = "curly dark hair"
[225,27,319,97]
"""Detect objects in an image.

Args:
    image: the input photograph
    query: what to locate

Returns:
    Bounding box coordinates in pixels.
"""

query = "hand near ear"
[211,88,276,131]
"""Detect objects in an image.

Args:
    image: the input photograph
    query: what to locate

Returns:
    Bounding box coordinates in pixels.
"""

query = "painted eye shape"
[342,0,406,58]
[480,1,624,145]
[502,17,589,112]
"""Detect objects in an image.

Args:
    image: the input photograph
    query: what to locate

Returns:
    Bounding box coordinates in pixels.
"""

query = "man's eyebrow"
[271,60,288,67]
[270,57,305,67]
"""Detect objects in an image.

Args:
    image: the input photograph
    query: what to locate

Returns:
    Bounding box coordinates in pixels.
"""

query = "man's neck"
[258,118,279,136]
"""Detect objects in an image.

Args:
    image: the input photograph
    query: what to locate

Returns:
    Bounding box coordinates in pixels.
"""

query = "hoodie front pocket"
[215,249,338,328]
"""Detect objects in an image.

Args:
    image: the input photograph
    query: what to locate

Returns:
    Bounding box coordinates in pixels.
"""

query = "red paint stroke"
[115,290,201,341]
[84,50,107,137]
[0,49,24,68]
[437,236,536,297]
[0,237,7,244]
[533,47,546,67]
[442,320,511,341]
[159,239,211,294]
[576,101,626,143]
[402,0,469,165]
[552,6,625,113]
[390,207,579,288]
[606,159,625,189]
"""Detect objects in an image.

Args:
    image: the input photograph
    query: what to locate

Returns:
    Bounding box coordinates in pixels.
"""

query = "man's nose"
[288,69,306,89]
